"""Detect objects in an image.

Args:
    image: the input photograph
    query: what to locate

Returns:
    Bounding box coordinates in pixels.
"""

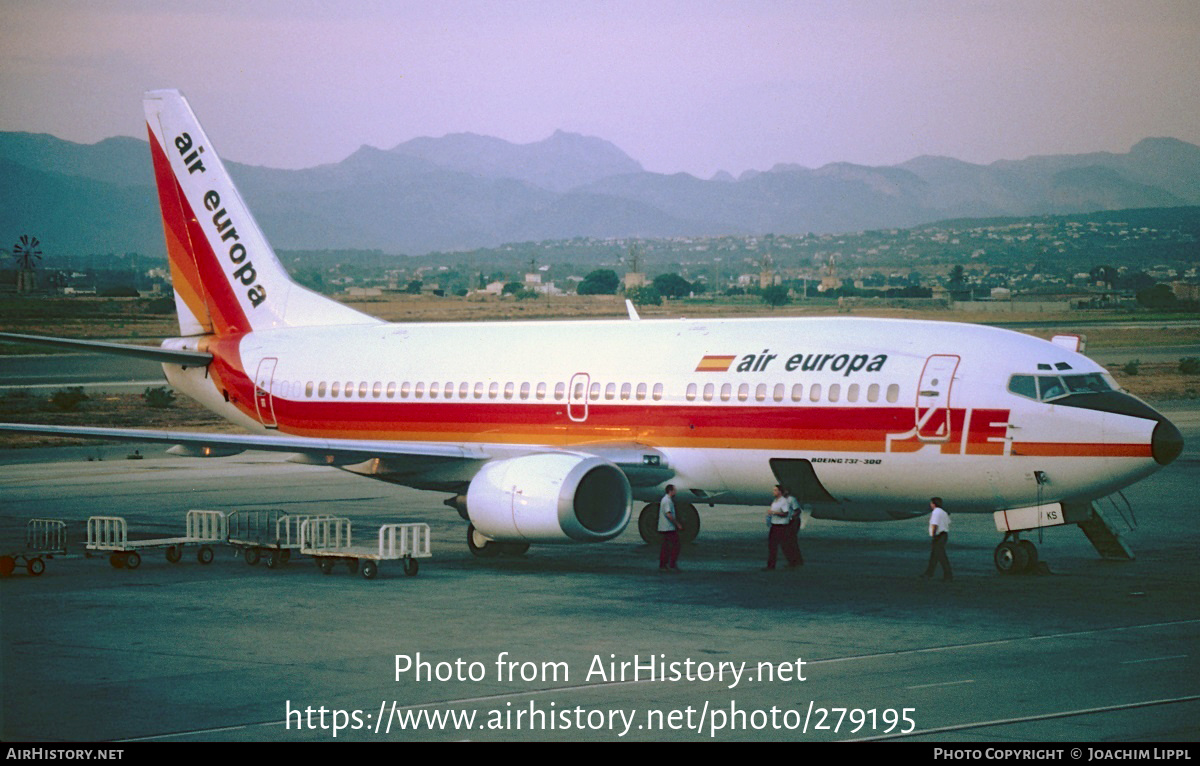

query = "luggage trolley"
[300,517,431,580]
[227,510,336,568]
[0,519,68,577]
[86,510,228,569]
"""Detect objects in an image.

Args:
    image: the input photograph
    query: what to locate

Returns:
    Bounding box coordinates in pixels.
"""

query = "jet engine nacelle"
[465,454,632,543]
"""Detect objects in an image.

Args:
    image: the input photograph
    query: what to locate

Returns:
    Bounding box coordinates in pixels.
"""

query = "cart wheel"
[361,560,378,580]
[265,550,280,569]
[346,558,360,575]
[403,557,419,577]
[110,553,126,569]
[314,556,325,569]
[27,557,46,576]
[244,547,261,566]
[319,558,334,575]
[166,545,182,563]
[197,546,214,565]
[280,549,291,564]
[125,551,141,570]
[0,555,14,577]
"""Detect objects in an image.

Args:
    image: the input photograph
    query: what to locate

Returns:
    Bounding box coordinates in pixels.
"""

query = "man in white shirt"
[764,485,801,570]
[922,497,953,581]
[658,484,681,571]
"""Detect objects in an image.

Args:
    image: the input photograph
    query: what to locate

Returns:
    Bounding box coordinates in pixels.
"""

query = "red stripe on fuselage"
[146,128,250,336]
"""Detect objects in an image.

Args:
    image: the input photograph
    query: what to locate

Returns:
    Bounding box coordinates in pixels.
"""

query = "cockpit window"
[1009,373,1114,402]
[1062,374,1111,394]
[1008,375,1037,400]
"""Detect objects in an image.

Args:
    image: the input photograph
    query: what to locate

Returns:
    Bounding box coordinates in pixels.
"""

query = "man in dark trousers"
[658,484,682,571]
[922,497,952,581]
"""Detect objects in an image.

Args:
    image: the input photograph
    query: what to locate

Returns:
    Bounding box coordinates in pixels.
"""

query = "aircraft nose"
[1152,415,1184,466]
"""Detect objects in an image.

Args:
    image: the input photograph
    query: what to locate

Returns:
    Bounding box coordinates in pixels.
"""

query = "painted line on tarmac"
[849,693,1200,741]
[123,617,1200,741]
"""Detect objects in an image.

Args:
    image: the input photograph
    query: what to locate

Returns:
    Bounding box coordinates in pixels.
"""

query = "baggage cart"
[86,510,227,569]
[300,517,431,580]
[227,510,336,568]
[0,519,68,577]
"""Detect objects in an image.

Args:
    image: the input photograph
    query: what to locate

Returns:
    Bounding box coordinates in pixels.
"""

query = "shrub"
[143,386,176,409]
[1180,357,1200,375]
[1121,360,1141,376]
[46,387,88,411]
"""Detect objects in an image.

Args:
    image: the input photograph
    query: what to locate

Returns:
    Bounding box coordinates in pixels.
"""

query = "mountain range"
[1,128,1198,258]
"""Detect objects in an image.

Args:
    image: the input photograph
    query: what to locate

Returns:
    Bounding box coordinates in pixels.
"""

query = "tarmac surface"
[0,401,1197,743]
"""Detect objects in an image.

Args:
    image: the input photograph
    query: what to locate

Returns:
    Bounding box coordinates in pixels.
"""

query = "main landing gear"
[637,501,700,545]
[466,524,530,558]
[993,532,1040,575]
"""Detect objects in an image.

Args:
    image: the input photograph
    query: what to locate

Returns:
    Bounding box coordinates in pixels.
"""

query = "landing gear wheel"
[994,540,1029,574]
[27,557,45,576]
[500,542,530,556]
[244,547,261,566]
[346,559,360,575]
[1018,540,1039,572]
[265,550,281,569]
[467,524,500,558]
[110,553,126,569]
[361,560,378,580]
[197,546,214,565]
[403,557,419,577]
[638,503,659,544]
[0,556,15,577]
[125,551,141,570]
[166,545,182,563]
[676,501,701,544]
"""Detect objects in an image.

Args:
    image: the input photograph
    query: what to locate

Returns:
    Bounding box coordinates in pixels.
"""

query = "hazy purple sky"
[2,0,1198,177]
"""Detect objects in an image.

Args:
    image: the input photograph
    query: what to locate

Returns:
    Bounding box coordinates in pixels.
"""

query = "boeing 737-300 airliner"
[0,90,1184,572]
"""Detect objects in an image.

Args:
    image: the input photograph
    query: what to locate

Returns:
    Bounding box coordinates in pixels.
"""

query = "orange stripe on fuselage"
[205,378,1148,459]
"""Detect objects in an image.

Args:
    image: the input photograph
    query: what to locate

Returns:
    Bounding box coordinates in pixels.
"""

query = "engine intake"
[465,454,632,543]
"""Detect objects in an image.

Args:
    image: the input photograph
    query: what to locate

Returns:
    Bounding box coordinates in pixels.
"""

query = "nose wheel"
[994,534,1040,574]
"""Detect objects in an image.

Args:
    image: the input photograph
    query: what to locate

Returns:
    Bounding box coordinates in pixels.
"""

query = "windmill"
[13,235,41,293]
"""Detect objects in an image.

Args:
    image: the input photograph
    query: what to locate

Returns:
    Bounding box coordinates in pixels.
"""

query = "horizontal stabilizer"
[0,332,212,365]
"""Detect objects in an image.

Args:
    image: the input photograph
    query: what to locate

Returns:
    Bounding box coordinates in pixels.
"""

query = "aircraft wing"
[0,422,480,465]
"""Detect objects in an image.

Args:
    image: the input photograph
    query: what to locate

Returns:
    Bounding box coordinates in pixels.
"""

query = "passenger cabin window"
[504,382,514,400]
[756,383,767,402]
[620,383,631,401]
[520,382,530,400]
[318,382,327,397]
[637,383,648,400]
[536,382,547,400]
[555,382,565,401]
[474,382,484,399]
[589,383,601,401]
[867,383,879,403]
[737,383,749,402]
[720,383,732,402]
[809,383,822,402]
[605,383,616,401]
[686,383,698,402]
[429,382,440,399]
[414,382,425,399]
[886,384,900,403]
[489,382,499,399]
[306,382,314,398]
[652,383,663,401]
[773,383,785,402]
[847,383,859,403]
[828,383,840,402]
[791,384,803,402]
[372,382,382,398]
[703,383,714,402]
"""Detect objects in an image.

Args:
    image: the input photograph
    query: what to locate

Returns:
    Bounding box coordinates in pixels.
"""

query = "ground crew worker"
[764,485,801,569]
[921,496,952,581]
[658,484,681,571]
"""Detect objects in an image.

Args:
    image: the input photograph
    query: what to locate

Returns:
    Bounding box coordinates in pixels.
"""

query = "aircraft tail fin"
[143,89,377,337]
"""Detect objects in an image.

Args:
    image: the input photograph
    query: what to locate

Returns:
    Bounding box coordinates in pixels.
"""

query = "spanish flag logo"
[695,354,736,372]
